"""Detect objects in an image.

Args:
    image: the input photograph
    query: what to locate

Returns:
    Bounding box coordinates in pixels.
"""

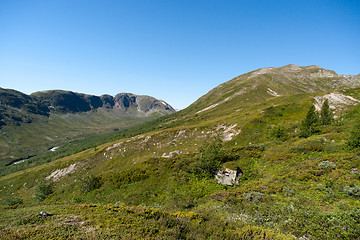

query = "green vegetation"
[301,104,319,137]
[34,180,54,201]
[320,99,334,125]
[1,66,360,238]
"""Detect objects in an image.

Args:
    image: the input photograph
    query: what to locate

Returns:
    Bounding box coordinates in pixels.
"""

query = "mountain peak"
[191,64,360,114]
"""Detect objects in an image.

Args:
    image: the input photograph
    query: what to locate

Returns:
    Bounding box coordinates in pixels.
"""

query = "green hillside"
[0,89,175,172]
[1,65,360,239]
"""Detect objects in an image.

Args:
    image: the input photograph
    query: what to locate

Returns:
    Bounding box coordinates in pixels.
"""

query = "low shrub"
[191,140,229,179]
[269,125,288,141]
[343,184,360,197]
[318,160,336,169]
[34,180,54,201]
[1,197,23,206]
[282,186,295,196]
[243,191,264,202]
[236,225,294,240]
[80,175,103,193]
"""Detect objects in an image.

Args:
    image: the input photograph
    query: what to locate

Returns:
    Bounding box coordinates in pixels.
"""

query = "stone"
[38,211,49,217]
[162,150,182,158]
[215,168,242,186]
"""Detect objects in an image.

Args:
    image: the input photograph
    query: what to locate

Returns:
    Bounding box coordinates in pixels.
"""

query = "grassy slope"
[0,108,163,168]
[1,69,360,238]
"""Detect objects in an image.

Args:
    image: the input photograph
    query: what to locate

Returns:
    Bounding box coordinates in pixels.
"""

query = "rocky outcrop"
[313,92,359,113]
[0,88,49,127]
[215,168,242,186]
[162,150,182,158]
[1,88,175,128]
[31,90,175,115]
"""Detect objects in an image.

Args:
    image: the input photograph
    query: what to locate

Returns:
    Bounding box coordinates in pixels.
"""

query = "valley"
[1,65,360,239]
[0,89,175,175]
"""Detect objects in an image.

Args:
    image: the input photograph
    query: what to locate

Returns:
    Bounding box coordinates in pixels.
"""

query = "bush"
[192,140,228,179]
[236,225,294,240]
[269,125,288,141]
[104,167,149,188]
[80,175,103,193]
[343,185,360,197]
[282,186,295,196]
[318,160,336,169]
[1,197,23,206]
[34,180,54,201]
[243,191,264,202]
[347,121,360,149]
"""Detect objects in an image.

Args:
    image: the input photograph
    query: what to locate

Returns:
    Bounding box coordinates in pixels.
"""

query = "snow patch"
[12,159,26,165]
[49,147,59,152]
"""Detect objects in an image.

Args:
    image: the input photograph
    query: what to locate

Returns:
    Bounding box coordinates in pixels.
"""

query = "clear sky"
[1,0,359,109]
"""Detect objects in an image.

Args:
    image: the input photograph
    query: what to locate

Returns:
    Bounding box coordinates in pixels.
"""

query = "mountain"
[0,88,175,168]
[0,88,49,127]
[1,65,360,239]
[31,90,174,115]
[189,64,360,115]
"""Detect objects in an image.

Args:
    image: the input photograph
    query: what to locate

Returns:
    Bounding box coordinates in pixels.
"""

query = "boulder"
[215,168,242,186]
[38,211,50,217]
[162,150,182,158]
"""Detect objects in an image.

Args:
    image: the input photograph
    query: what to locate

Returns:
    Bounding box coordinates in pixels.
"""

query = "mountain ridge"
[0,88,175,127]
[1,65,360,239]
[0,88,175,168]
[189,64,360,115]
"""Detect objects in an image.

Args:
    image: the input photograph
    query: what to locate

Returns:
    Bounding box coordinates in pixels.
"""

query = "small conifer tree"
[301,104,319,137]
[320,99,333,125]
[347,121,360,149]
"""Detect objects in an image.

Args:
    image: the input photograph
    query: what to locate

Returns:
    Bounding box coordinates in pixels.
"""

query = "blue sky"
[1,0,359,109]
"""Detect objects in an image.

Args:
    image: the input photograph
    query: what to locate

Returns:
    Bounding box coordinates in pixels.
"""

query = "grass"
[2,77,360,238]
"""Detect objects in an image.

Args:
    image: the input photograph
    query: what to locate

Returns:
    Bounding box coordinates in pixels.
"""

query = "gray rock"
[162,150,182,158]
[38,211,52,217]
[215,168,242,186]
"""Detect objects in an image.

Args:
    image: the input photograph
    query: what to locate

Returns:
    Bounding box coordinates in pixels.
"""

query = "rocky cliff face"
[0,88,49,127]
[0,88,175,127]
[31,90,175,115]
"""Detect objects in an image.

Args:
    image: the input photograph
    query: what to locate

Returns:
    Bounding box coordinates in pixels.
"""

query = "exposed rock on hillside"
[0,88,175,128]
[32,90,175,115]
[0,88,49,127]
[215,168,242,186]
[45,163,78,182]
[313,92,360,113]
[162,150,182,158]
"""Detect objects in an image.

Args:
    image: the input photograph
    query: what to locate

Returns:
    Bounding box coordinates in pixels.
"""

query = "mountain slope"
[31,90,174,115]
[1,65,360,239]
[0,88,175,169]
[188,64,360,115]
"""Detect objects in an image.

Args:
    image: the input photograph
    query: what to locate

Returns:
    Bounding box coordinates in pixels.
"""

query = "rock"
[215,168,242,186]
[38,211,50,217]
[162,150,182,158]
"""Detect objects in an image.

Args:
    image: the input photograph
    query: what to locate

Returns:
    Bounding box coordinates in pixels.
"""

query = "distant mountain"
[0,89,175,127]
[0,88,175,167]
[0,88,49,127]
[32,90,175,115]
